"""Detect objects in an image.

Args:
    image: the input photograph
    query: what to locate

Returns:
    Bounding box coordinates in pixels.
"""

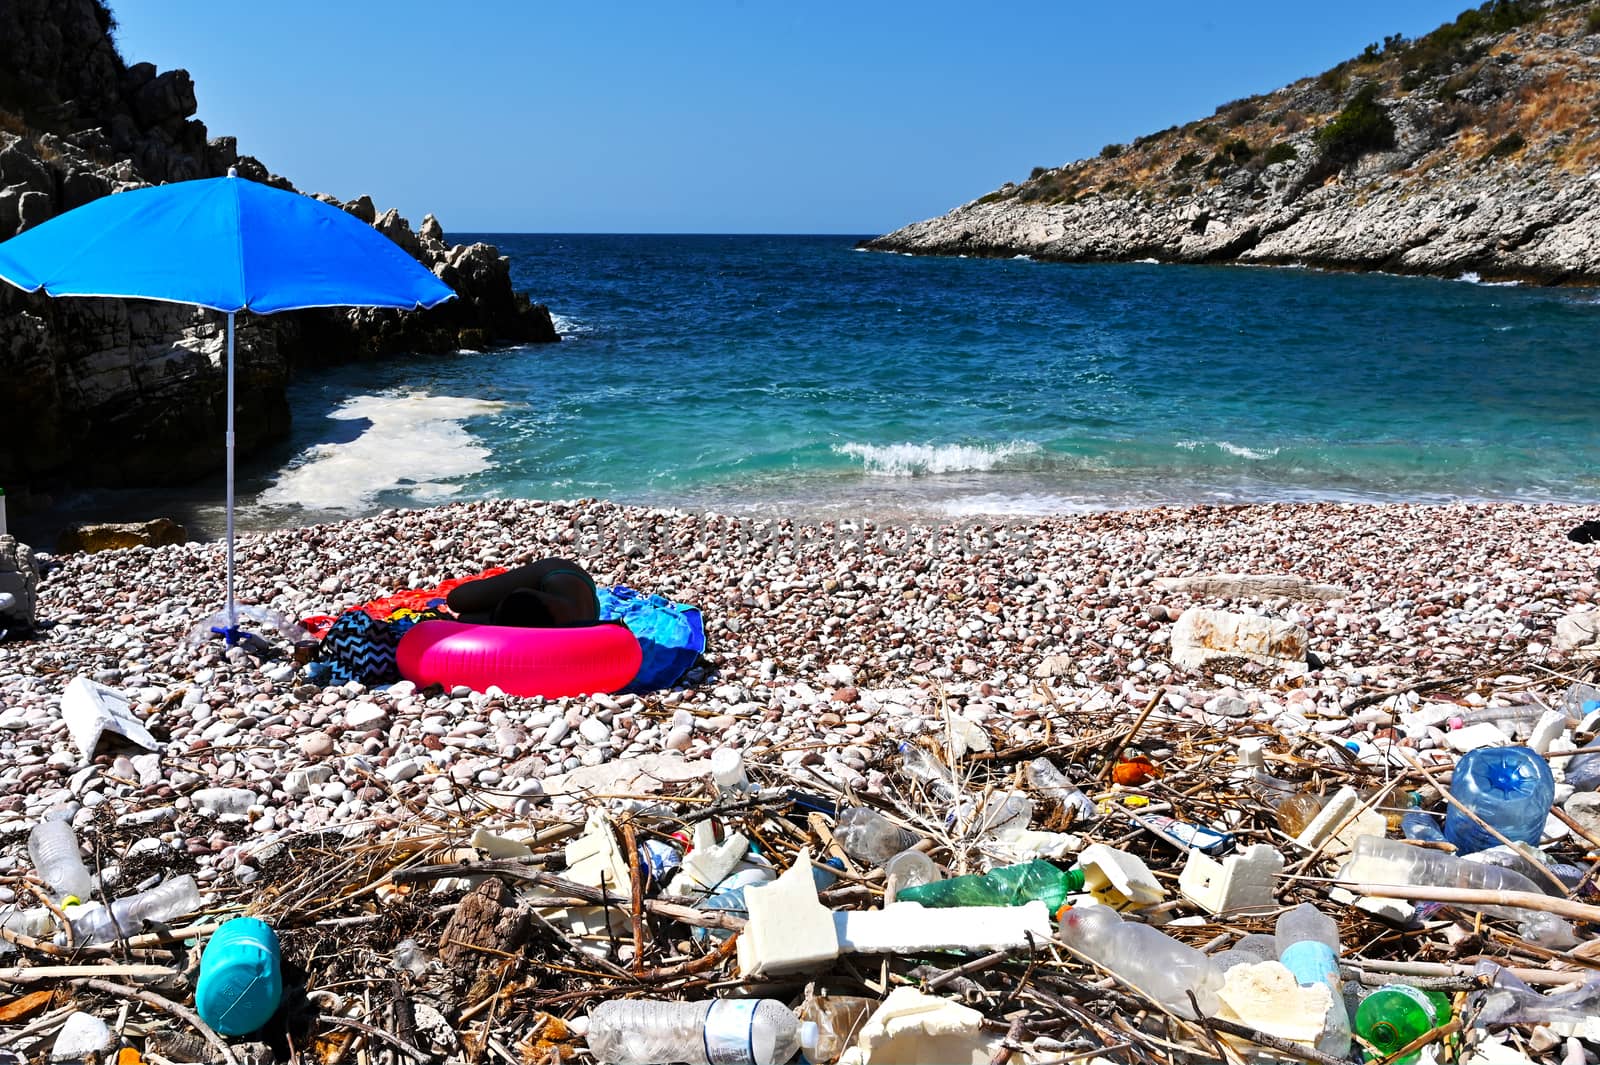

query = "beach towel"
[300,567,509,639]
[315,608,440,686]
[598,585,705,693]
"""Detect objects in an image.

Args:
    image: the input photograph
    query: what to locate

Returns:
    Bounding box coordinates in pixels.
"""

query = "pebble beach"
[3,498,1596,878]
[4,497,1600,1064]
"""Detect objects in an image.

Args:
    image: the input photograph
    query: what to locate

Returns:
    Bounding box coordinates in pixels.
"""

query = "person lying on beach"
[445,557,600,627]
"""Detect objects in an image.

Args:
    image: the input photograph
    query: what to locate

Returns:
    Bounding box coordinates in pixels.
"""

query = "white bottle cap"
[798,1020,820,1053]
[710,748,748,790]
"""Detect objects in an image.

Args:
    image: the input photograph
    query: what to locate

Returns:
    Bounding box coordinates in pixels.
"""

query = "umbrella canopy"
[0,171,457,642]
[0,172,455,312]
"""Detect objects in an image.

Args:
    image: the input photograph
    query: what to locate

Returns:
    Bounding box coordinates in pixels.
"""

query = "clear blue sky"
[108,1,1471,235]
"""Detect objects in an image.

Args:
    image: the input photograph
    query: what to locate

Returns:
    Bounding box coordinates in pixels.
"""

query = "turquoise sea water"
[98,234,1600,532]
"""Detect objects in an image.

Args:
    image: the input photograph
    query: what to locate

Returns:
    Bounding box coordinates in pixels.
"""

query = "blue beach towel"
[599,585,705,693]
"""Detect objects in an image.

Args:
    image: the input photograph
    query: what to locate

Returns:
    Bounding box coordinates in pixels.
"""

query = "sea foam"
[260,392,506,511]
[834,440,1042,476]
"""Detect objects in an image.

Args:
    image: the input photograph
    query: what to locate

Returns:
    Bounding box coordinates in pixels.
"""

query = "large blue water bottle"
[195,917,283,1035]
[1443,746,1554,854]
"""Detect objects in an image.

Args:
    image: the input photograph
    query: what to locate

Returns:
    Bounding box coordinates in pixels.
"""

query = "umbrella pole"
[225,310,237,643]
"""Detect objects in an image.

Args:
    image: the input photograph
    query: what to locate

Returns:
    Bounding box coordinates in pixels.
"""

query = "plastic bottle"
[797,994,875,1064]
[1400,811,1448,844]
[1443,746,1554,853]
[1559,682,1600,719]
[832,807,919,867]
[895,860,1084,911]
[1564,751,1600,793]
[27,820,93,903]
[959,790,1033,835]
[1026,758,1098,823]
[690,865,776,944]
[0,905,55,939]
[69,875,202,945]
[1268,791,1327,838]
[1338,836,1576,945]
[1354,985,1452,1064]
[585,999,801,1065]
[195,917,283,1036]
[1057,905,1222,1018]
[884,850,940,896]
[1460,702,1555,739]
[1275,903,1352,1058]
[896,742,963,802]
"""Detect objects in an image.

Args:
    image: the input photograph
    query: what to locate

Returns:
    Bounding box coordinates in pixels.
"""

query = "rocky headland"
[866,0,1600,284]
[0,0,558,499]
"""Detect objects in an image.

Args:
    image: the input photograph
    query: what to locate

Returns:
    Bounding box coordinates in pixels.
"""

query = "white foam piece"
[834,900,1052,954]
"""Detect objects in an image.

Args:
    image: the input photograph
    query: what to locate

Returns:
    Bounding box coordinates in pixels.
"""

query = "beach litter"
[2,500,1599,1064]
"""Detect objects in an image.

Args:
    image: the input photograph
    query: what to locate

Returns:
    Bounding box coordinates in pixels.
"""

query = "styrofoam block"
[1529,710,1568,756]
[1446,722,1513,753]
[736,850,839,978]
[1328,885,1416,924]
[842,987,1002,1065]
[835,900,1051,954]
[666,820,750,899]
[61,676,161,765]
[1178,843,1283,916]
[470,827,535,859]
[527,811,631,939]
[1076,843,1165,908]
[1293,786,1363,852]
[1215,961,1331,1049]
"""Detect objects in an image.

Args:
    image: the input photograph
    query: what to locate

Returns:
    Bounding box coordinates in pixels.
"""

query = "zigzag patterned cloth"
[317,609,440,686]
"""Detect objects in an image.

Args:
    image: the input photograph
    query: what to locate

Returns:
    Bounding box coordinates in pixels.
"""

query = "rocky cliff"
[866,0,1600,284]
[0,0,557,495]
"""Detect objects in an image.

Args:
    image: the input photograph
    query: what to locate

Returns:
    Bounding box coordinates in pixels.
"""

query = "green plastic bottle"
[893,860,1085,910]
[1354,985,1451,1064]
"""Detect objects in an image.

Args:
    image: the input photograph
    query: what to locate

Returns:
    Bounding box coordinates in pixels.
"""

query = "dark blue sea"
[101,234,1600,531]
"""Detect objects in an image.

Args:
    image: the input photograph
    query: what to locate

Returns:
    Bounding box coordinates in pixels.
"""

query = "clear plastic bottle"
[896,860,1084,911]
[1400,811,1448,844]
[797,994,875,1064]
[1269,792,1327,837]
[1275,903,1352,1059]
[1559,682,1600,719]
[959,790,1033,835]
[1564,751,1600,793]
[0,905,55,939]
[1354,985,1452,1065]
[1443,746,1554,853]
[896,743,963,802]
[585,999,801,1065]
[1338,836,1576,945]
[1026,758,1098,823]
[1460,702,1554,739]
[70,875,202,945]
[884,850,940,896]
[690,865,776,944]
[28,820,94,903]
[832,807,919,867]
[1057,905,1222,1018]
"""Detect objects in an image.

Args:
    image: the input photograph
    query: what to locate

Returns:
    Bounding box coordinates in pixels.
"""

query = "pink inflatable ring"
[396,619,642,699]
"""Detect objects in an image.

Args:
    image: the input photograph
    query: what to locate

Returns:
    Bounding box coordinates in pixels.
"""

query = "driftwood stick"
[74,977,238,1065]
[316,1013,432,1063]
[0,963,177,983]
[1343,882,1600,923]
[393,864,747,932]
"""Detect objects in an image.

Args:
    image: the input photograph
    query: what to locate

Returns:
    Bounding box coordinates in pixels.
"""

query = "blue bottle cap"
[196,917,283,1036]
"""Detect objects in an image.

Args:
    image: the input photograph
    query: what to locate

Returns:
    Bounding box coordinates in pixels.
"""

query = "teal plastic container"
[196,917,282,1035]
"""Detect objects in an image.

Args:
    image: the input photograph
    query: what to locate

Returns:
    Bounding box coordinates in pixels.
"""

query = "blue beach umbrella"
[0,169,456,642]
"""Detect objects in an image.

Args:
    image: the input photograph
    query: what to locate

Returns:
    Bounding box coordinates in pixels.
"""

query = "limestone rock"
[57,518,187,553]
[1170,607,1308,673]
[1154,573,1349,601]
[1555,609,1600,657]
